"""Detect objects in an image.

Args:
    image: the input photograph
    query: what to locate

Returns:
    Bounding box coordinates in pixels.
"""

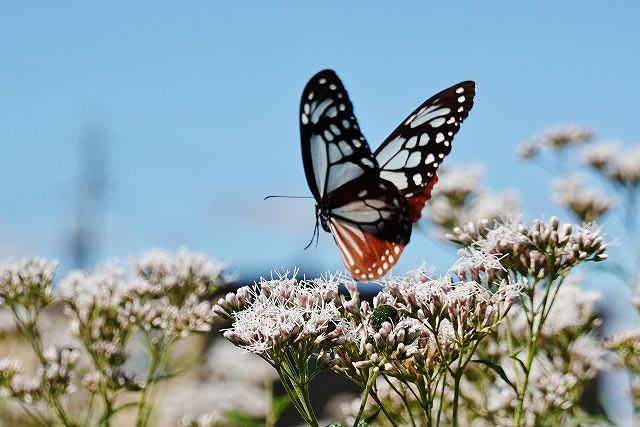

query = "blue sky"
[1,2,639,280]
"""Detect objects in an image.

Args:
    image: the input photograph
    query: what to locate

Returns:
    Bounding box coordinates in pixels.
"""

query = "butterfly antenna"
[264,195,314,200]
[304,217,320,250]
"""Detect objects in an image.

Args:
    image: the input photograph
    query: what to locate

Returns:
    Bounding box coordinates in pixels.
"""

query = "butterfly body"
[300,70,475,280]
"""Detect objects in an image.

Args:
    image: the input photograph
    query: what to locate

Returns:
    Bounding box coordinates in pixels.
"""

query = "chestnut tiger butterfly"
[300,70,475,281]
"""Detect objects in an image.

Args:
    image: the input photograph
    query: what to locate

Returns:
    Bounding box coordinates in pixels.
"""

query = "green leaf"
[270,395,291,419]
[357,409,380,426]
[325,423,342,427]
[473,359,517,393]
[225,411,264,427]
[566,415,614,426]
[509,351,528,374]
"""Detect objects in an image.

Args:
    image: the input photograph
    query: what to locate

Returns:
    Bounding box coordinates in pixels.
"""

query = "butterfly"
[300,70,475,281]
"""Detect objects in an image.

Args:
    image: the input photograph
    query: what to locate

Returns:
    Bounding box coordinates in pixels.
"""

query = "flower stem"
[352,368,378,427]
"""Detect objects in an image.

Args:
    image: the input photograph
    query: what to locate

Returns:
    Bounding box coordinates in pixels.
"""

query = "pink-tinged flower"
[554,176,616,222]
[221,271,340,354]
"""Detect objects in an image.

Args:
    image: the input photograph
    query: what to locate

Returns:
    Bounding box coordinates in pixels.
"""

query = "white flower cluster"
[57,264,133,323]
[222,272,340,354]
[554,175,616,222]
[0,257,58,308]
[448,216,608,282]
[582,142,640,186]
[134,248,228,298]
[0,347,79,404]
[518,125,594,158]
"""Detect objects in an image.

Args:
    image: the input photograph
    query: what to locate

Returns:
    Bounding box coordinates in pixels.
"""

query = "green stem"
[278,372,312,426]
[136,337,164,427]
[83,393,96,426]
[416,381,431,427]
[264,373,275,427]
[503,317,522,391]
[275,359,318,427]
[369,391,400,427]
[352,368,378,427]
[17,401,50,427]
[436,372,446,427]
[381,376,413,427]
[513,275,557,427]
[140,341,175,427]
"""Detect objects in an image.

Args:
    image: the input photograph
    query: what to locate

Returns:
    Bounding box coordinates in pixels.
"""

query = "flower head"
[554,176,616,223]
[524,125,594,152]
[0,257,58,309]
[221,271,339,354]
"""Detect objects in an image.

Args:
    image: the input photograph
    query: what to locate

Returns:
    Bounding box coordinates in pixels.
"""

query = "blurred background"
[1,2,640,425]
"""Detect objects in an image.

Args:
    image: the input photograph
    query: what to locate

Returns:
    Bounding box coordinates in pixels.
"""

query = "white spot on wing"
[375,135,403,167]
[413,173,422,185]
[411,107,451,128]
[406,136,418,148]
[339,141,353,155]
[361,158,375,168]
[424,153,435,164]
[456,87,464,94]
[328,143,341,161]
[385,149,410,170]
[333,201,380,223]
[380,170,408,190]
[366,199,386,209]
[327,162,364,193]
[430,117,446,128]
[311,99,333,123]
[406,151,421,168]
[310,134,328,196]
[324,130,334,142]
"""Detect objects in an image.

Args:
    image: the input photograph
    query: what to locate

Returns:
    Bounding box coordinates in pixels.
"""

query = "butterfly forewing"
[374,81,475,219]
[300,70,378,202]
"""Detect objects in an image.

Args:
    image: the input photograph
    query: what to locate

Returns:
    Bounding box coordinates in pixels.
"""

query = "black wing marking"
[326,174,412,244]
[374,81,476,198]
[300,70,378,202]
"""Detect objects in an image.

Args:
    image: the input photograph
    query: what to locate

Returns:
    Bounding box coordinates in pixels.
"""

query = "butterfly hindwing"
[325,174,411,279]
[326,174,411,244]
[330,219,407,281]
[300,70,378,202]
[374,81,475,219]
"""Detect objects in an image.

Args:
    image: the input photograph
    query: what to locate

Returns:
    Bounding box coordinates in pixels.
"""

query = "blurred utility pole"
[70,124,108,269]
